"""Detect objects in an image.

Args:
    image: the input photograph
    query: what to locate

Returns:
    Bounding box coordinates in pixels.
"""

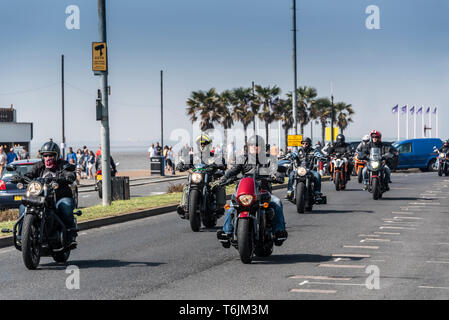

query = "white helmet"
[362,135,370,142]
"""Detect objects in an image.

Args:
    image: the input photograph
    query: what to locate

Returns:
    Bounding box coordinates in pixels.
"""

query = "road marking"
[408,202,440,206]
[318,264,366,269]
[332,254,371,258]
[426,261,449,264]
[358,234,380,237]
[290,289,337,294]
[419,286,449,290]
[361,238,390,242]
[392,211,415,215]
[394,216,423,220]
[382,220,419,225]
[299,280,309,286]
[380,226,416,230]
[304,281,367,287]
[289,275,352,281]
[375,232,400,235]
[344,245,379,249]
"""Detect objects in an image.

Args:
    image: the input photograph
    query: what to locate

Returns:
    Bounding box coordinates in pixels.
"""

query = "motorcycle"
[434,147,449,177]
[220,163,283,264]
[366,147,388,200]
[354,154,367,184]
[185,162,226,231]
[1,164,82,270]
[95,162,119,199]
[330,153,349,191]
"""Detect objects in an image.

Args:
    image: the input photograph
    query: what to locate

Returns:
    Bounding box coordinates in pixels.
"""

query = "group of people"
[0,146,30,176]
[148,142,176,175]
[65,146,101,180]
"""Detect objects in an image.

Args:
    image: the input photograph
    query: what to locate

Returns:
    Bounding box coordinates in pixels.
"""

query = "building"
[0,105,33,152]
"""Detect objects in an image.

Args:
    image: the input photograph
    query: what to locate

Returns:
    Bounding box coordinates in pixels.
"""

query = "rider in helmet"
[327,134,354,181]
[285,137,324,201]
[358,130,393,190]
[176,134,226,218]
[14,140,78,246]
[439,140,449,153]
[216,135,288,247]
[356,135,371,155]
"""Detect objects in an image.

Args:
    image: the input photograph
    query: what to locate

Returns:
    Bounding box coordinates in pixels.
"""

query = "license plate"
[96,175,102,181]
[14,196,22,201]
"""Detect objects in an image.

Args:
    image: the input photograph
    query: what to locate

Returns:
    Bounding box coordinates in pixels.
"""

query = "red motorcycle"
[222,170,281,264]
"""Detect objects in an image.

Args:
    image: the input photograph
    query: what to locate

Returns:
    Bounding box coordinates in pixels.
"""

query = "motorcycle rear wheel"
[237,219,253,264]
[22,214,41,270]
[335,173,341,191]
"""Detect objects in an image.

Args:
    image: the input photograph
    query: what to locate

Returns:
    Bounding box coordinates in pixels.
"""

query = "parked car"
[0,159,79,210]
[392,138,443,172]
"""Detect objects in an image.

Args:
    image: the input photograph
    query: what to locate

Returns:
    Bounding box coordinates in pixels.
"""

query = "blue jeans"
[362,166,391,185]
[18,197,75,237]
[222,195,286,234]
[287,170,321,193]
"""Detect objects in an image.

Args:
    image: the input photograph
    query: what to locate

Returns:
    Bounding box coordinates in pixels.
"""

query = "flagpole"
[436,107,439,138]
[422,107,425,138]
[406,105,409,139]
[397,107,400,141]
[413,107,416,139]
[429,109,432,138]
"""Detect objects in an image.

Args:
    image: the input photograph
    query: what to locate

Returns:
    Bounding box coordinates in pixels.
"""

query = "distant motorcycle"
[354,154,367,184]
[1,164,82,270]
[330,153,349,191]
[434,147,449,177]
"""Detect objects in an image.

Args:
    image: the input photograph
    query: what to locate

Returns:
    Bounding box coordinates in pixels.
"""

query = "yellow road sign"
[92,42,107,72]
[325,127,339,141]
[287,134,303,147]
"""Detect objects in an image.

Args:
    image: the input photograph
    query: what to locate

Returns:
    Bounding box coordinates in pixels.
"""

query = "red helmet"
[370,130,382,142]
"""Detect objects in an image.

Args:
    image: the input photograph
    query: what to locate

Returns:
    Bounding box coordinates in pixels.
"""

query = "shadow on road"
[40,259,165,270]
[252,253,334,265]
[307,209,374,214]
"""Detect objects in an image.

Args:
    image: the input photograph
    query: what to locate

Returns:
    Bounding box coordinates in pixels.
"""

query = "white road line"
[408,202,440,206]
[290,289,337,294]
[392,211,415,214]
[361,238,390,242]
[318,263,366,269]
[332,254,371,258]
[419,286,449,290]
[299,280,309,286]
[375,232,400,235]
[304,281,366,287]
[380,226,416,230]
[289,275,352,281]
[394,217,423,220]
[344,245,379,249]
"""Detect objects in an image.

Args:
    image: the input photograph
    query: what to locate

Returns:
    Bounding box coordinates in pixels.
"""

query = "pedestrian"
[148,143,155,158]
[163,145,169,169]
[87,150,95,179]
[76,148,85,180]
[7,148,18,164]
[0,146,6,177]
[166,146,176,175]
[155,142,162,156]
[83,147,90,177]
[66,147,77,165]
[18,146,30,160]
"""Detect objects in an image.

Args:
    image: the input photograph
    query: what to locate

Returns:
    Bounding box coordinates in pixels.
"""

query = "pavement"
[0,171,448,299]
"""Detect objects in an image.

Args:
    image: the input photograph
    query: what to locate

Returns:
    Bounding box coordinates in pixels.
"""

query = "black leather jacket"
[327,142,351,156]
[24,160,76,201]
[357,142,393,161]
[439,145,449,153]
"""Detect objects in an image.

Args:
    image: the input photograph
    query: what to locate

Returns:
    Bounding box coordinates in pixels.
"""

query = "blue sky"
[0,0,448,150]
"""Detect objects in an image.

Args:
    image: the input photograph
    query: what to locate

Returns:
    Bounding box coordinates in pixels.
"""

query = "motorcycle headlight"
[238,194,254,206]
[297,167,307,176]
[371,161,380,169]
[440,153,445,158]
[27,181,43,196]
[191,173,203,184]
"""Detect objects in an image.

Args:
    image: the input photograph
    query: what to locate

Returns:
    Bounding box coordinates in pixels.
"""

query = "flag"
[417,107,423,115]
[433,107,437,114]
[410,106,415,115]
[391,104,398,113]
[272,96,280,104]
[426,107,430,114]
[401,105,407,114]
[245,98,252,107]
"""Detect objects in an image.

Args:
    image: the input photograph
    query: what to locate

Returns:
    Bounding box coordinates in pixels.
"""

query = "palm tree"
[310,97,332,145]
[186,88,221,132]
[217,90,234,152]
[298,86,318,138]
[334,102,354,134]
[255,85,281,144]
[277,98,293,150]
[230,87,254,146]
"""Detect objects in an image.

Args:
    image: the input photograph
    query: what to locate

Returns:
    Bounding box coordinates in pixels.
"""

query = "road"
[0,171,448,300]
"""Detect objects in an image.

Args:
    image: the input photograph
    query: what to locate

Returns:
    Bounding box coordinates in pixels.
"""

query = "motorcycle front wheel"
[237,219,253,264]
[372,178,380,200]
[22,214,41,270]
[188,189,201,232]
[296,182,306,214]
[358,167,364,184]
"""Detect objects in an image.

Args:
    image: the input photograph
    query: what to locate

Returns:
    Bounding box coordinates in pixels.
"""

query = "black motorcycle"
[185,163,226,231]
[366,147,388,200]
[435,147,449,177]
[1,164,82,270]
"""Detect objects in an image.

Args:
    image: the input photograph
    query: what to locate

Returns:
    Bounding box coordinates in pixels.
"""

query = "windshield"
[257,155,278,177]
[370,147,382,161]
[1,164,34,179]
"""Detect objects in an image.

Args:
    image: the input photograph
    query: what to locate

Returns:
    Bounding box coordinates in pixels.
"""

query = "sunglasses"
[43,154,54,158]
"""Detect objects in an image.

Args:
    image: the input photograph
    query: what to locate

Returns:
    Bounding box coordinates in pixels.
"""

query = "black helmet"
[444,140,449,146]
[302,137,312,146]
[40,139,60,159]
[336,134,345,144]
[248,135,265,148]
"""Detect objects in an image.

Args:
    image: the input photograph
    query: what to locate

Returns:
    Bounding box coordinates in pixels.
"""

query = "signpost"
[325,127,339,142]
[287,134,303,147]
[92,41,108,73]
